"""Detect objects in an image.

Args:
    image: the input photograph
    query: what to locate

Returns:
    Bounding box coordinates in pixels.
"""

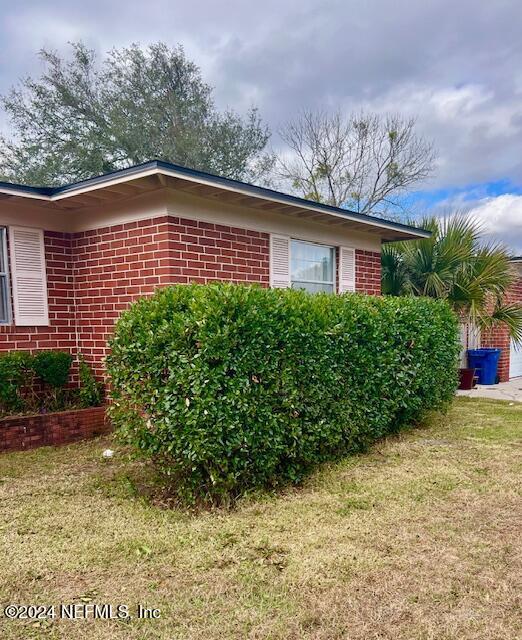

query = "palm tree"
[382,215,522,343]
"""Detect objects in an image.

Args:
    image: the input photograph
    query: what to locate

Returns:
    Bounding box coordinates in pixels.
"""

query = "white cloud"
[467,194,522,253]
[354,84,522,188]
[1,0,522,198]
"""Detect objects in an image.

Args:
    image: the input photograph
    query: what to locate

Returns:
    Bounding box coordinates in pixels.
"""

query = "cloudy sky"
[1,0,521,251]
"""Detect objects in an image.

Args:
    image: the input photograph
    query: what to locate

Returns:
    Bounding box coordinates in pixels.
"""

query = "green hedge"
[0,351,34,414]
[0,350,102,416]
[32,351,73,388]
[107,284,460,504]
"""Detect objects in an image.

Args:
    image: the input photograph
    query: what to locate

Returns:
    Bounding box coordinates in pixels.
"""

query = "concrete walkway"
[457,378,522,402]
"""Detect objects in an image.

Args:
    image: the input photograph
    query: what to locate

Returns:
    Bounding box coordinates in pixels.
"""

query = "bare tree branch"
[274,109,436,214]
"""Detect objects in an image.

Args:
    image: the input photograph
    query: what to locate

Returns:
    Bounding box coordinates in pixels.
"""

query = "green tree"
[0,42,271,186]
[382,215,522,342]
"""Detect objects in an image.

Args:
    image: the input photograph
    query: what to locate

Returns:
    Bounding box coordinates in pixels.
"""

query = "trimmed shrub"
[32,351,73,388]
[107,284,460,504]
[78,355,104,408]
[0,350,101,417]
[0,351,35,414]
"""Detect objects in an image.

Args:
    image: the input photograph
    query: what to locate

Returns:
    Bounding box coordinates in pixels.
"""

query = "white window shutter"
[9,226,49,326]
[339,246,356,293]
[270,234,291,288]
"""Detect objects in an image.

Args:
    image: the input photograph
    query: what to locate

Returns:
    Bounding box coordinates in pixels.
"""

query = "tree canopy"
[0,42,271,186]
[275,110,436,214]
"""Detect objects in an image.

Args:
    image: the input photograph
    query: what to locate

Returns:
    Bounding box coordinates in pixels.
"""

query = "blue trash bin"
[467,348,501,385]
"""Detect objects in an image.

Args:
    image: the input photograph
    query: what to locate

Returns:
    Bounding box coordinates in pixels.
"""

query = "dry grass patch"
[0,397,521,639]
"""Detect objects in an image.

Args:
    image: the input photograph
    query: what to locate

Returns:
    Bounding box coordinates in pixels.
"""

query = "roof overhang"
[0,160,431,242]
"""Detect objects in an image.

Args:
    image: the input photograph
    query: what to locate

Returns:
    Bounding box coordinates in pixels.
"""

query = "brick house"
[481,258,522,381]
[0,160,429,378]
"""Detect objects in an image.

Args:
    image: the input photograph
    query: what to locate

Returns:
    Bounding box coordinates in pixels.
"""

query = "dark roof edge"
[52,160,161,194]
[0,180,54,196]
[0,159,431,238]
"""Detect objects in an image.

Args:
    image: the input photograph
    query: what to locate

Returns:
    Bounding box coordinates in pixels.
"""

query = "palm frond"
[383,213,522,342]
[381,245,411,296]
[485,303,522,346]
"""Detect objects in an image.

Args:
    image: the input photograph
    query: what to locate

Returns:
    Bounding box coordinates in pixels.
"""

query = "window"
[290,239,335,293]
[0,227,10,324]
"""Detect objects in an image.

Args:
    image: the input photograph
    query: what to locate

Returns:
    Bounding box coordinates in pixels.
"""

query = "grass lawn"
[0,397,521,639]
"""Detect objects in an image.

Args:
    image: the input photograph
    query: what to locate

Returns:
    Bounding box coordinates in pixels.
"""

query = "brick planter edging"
[0,406,110,453]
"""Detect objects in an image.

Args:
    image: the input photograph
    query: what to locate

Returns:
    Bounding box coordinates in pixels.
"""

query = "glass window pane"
[0,276,7,322]
[291,281,334,294]
[0,228,5,273]
[290,240,334,293]
[291,241,333,283]
[0,229,9,323]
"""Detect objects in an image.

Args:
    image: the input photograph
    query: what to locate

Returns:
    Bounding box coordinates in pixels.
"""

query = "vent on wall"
[8,226,49,326]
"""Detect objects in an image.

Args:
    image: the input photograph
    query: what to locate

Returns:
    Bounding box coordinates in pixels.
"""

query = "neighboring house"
[0,160,428,377]
[481,257,522,381]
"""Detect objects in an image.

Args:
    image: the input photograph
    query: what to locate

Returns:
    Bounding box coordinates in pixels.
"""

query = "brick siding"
[0,406,109,452]
[72,216,270,375]
[481,275,522,382]
[1,216,382,376]
[355,250,381,295]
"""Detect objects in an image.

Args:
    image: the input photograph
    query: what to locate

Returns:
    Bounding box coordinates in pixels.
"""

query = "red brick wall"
[355,250,381,295]
[72,216,270,375]
[1,217,383,377]
[0,406,109,452]
[0,231,77,361]
[482,275,522,382]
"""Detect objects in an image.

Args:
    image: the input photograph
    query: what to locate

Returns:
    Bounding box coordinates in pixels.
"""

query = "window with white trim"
[290,239,335,293]
[0,227,10,324]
